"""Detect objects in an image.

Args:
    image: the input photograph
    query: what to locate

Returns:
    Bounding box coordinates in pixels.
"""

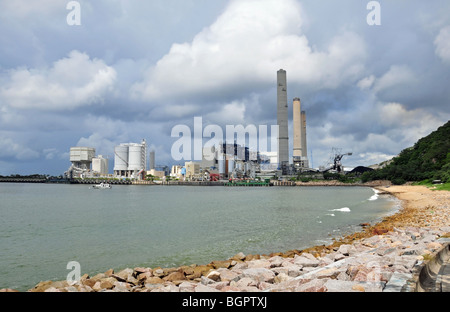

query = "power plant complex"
[66,69,315,182]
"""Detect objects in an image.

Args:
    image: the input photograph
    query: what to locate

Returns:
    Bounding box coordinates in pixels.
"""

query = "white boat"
[91,182,112,189]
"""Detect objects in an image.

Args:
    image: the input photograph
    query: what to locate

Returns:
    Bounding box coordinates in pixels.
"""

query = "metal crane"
[321,148,352,173]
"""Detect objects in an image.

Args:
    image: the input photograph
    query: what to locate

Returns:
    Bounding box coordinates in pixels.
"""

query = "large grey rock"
[293,256,320,268]
[241,268,275,283]
[383,272,413,292]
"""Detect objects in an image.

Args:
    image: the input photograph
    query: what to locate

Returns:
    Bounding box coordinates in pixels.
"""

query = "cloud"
[0,0,449,175]
[132,0,366,104]
[205,100,247,125]
[0,50,117,111]
[0,136,40,160]
[372,65,417,93]
[434,25,450,64]
[0,0,62,19]
[357,75,375,90]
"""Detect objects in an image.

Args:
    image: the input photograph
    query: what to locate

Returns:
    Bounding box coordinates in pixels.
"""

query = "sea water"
[0,183,399,290]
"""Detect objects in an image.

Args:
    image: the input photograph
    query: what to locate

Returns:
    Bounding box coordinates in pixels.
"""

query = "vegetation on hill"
[361,120,450,185]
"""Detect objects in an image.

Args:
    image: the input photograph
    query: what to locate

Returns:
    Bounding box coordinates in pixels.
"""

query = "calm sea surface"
[0,183,398,290]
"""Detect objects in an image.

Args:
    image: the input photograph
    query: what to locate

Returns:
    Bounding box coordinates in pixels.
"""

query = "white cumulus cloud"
[434,25,450,64]
[1,50,117,111]
[132,0,367,102]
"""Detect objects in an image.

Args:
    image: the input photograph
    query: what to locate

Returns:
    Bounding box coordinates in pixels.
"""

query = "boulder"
[231,277,257,288]
[100,278,115,290]
[186,264,214,279]
[145,276,164,284]
[426,242,442,250]
[178,281,197,292]
[229,252,246,261]
[115,268,133,281]
[352,284,365,292]
[268,256,285,268]
[195,284,220,292]
[293,256,320,267]
[295,279,327,292]
[92,281,103,292]
[153,268,165,277]
[113,281,132,292]
[211,281,230,291]
[82,279,97,288]
[241,268,275,283]
[30,281,54,292]
[287,266,303,278]
[211,260,232,269]
[206,270,221,281]
[337,244,357,256]
[137,271,152,282]
[134,267,150,273]
[247,259,271,269]
[217,268,239,282]
[274,273,291,284]
[164,271,186,282]
[105,269,114,277]
[301,252,317,260]
[0,288,19,292]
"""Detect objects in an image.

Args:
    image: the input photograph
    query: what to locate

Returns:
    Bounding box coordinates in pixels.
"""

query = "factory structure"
[168,68,311,181]
[276,69,309,175]
[293,97,309,170]
[66,147,109,178]
[65,69,316,182]
[113,140,148,179]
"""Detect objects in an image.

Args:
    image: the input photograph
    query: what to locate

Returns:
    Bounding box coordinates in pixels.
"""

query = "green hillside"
[362,120,450,185]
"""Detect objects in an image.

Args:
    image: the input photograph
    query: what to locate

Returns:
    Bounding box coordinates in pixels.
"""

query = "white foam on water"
[368,188,379,201]
[330,207,351,212]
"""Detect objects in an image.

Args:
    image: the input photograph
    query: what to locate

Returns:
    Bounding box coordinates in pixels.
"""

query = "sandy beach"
[2,184,449,292]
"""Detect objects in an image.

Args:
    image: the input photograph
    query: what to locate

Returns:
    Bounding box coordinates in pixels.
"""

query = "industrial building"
[293,97,309,170]
[113,139,147,179]
[69,147,95,170]
[65,147,96,178]
[277,69,289,174]
[149,150,155,170]
[92,155,109,175]
[185,161,200,180]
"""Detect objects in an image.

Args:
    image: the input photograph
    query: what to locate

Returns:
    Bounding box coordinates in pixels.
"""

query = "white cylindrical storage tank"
[128,144,143,171]
[114,145,128,171]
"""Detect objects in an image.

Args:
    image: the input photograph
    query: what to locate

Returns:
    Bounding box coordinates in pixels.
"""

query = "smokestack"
[301,111,308,162]
[149,150,155,170]
[277,69,289,173]
[293,97,302,159]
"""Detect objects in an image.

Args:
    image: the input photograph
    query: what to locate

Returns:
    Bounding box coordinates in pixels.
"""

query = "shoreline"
[2,184,449,292]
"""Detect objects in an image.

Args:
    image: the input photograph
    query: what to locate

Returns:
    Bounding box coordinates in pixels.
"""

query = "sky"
[0,0,449,176]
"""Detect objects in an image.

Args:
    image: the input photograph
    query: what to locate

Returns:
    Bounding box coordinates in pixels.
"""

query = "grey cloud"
[1,0,450,174]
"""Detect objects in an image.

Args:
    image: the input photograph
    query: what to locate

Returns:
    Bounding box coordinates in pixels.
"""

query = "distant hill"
[362,120,450,184]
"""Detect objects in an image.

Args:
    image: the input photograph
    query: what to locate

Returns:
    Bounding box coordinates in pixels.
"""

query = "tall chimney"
[277,69,289,173]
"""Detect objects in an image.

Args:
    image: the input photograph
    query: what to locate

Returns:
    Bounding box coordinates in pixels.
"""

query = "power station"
[65,69,317,182]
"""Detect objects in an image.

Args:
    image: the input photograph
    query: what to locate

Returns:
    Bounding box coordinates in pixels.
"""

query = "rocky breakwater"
[18,226,449,293]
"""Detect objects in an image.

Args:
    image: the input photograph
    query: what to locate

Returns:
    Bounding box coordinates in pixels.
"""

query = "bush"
[391,178,406,185]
